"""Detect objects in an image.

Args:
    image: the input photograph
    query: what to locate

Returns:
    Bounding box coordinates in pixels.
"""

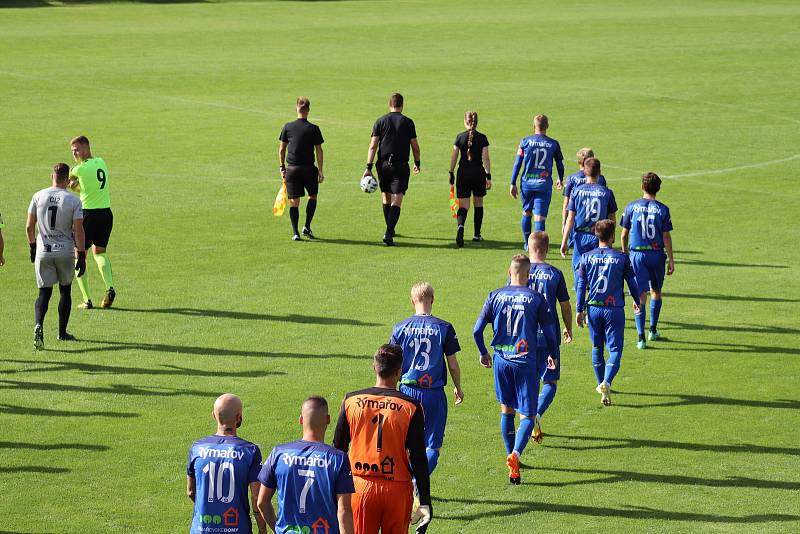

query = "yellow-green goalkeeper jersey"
[71,157,111,209]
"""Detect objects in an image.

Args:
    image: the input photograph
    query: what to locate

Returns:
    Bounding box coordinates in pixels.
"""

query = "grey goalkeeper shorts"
[35,255,75,288]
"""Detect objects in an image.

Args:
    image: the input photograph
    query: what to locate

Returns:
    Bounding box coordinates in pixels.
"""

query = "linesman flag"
[449,186,457,218]
[273,182,287,217]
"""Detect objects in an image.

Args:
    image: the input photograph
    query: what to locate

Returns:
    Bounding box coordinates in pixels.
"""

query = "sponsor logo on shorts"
[284,518,331,534]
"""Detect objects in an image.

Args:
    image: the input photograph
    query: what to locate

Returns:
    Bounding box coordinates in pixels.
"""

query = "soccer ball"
[360,175,378,193]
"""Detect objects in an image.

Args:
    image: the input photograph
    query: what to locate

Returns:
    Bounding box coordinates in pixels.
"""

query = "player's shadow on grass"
[112,307,382,326]
[51,339,365,360]
[0,466,69,474]
[668,339,800,356]
[677,258,788,269]
[613,391,800,410]
[545,434,800,456]
[433,496,799,524]
[669,292,800,303]
[0,403,139,418]
[660,320,800,336]
[314,236,522,250]
[0,441,109,452]
[533,466,800,491]
[0,358,284,378]
[0,379,220,398]
[0,0,208,7]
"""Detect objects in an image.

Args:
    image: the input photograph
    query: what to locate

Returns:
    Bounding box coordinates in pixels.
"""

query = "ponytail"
[464,111,478,162]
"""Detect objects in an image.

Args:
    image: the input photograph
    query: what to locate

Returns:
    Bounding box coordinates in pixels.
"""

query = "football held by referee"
[363,93,420,246]
[279,97,325,241]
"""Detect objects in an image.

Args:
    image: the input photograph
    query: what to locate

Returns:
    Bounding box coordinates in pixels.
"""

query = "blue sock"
[591,347,605,384]
[513,418,534,456]
[537,383,557,417]
[604,350,622,385]
[650,299,662,331]
[521,215,532,247]
[534,219,545,232]
[426,449,439,474]
[500,413,516,454]
[634,309,646,338]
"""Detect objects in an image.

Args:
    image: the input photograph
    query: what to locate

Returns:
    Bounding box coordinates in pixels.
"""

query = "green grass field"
[1,0,799,532]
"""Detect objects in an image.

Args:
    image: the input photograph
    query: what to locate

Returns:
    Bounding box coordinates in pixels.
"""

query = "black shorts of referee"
[377,156,410,195]
[285,164,319,199]
[456,164,487,199]
[82,208,114,249]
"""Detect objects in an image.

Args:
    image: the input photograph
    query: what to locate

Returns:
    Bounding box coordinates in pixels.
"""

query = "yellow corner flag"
[273,182,287,217]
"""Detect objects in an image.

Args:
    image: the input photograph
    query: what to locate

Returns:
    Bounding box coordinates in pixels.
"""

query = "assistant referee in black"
[363,93,420,246]
[279,96,325,241]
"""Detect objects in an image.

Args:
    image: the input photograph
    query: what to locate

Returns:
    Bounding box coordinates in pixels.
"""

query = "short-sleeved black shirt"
[371,112,417,162]
[454,130,489,167]
[279,118,324,166]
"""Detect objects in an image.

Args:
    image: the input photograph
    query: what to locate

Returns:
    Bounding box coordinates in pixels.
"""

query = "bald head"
[213,393,242,431]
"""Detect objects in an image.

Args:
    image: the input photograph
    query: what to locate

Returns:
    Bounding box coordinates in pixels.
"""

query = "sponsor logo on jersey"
[632,204,662,214]
[401,325,440,337]
[197,447,246,461]
[355,397,403,411]
[281,454,332,469]
[587,255,620,265]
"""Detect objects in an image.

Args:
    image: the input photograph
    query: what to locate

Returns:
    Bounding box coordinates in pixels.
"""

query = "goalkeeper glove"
[415,505,432,534]
[75,251,87,277]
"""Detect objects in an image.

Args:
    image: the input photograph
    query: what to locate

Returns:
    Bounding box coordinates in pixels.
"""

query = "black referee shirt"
[371,111,417,162]
[454,130,489,167]
[279,118,324,166]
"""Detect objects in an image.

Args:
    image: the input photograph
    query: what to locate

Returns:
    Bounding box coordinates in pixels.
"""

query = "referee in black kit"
[363,93,420,246]
[279,96,325,241]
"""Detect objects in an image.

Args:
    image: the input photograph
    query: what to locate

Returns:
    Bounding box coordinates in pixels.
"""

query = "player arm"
[186,475,196,502]
[249,481,268,534]
[560,211,575,255]
[663,231,675,274]
[315,144,324,179]
[559,300,573,341]
[482,146,492,176]
[406,408,432,506]
[365,136,379,174]
[575,264,588,315]
[278,142,287,179]
[449,146,458,175]
[256,485,276,533]
[561,196,570,232]
[332,400,351,452]
[624,259,641,307]
[555,149,565,182]
[25,213,36,245]
[472,315,490,357]
[620,227,630,253]
[510,151,523,186]
[73,218,85,253]
[411,138,421,169]
[0,228,4,266]
[337,493,355,534]
[446,353,463,402]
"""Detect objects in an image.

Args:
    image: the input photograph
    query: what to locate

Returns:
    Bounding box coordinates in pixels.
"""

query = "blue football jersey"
[517,134,564,190]
[527,262,570,347]
[259,440,355,534]
[390,314,460,389]
[620,198,673,251]
[567,183,618,233]
[474,285,552,361]
[576,247,639,311]
[187,435,262,534]
[563,170,607,198]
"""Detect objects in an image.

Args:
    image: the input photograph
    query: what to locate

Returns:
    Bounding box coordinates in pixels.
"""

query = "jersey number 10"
[202,461,236,504]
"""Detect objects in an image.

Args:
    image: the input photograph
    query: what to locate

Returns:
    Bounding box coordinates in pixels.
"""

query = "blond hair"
[510,253,531,275]
[464,111,478,161]
[410,282,434,303]
[296,96,310,111]
[576,148,594,165]
[533,114,549,130]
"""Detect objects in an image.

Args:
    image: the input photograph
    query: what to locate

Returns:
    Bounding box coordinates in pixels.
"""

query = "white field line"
[4,70,798,187]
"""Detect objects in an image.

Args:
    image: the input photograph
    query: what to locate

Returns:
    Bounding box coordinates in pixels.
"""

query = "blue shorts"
[587,306,625,353]
[493,355,539,417]
[536,343,561,381]
[630,250,667,291]
[521,186,552,217]
[399,385,447,450]
[571,231,599,276]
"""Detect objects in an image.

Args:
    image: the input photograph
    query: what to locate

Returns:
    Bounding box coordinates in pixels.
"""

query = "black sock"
[35,287,53,328]
[388,205,401,234]
[382,203,391,225]
[58,284,72,336]
[289,207,300,235]
[639,334,646,342]
[305,199,317,229]
[474,206,484,236]
[456,207,468,228]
